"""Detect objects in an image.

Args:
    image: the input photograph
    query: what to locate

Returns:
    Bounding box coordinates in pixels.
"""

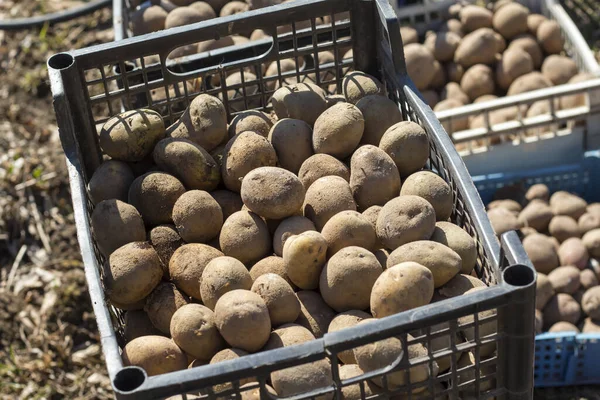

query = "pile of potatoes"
[400,0,595,135]
[487,183,600,335]
[91,71,495,397]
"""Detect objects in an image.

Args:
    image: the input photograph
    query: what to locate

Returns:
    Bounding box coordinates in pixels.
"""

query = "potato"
[342,71,385,104]
[271,83,327,125]
[523,234,559,274]
[250,256,294,286]
[508,34,544,69]
[518,199,553,231]
[165,7,209,29]
[434,274,486,301]
[404,44,436,90]
[456,351,495,393]
[338,364,379,400]
[559,237,589,269]
[263,323,316,351]
[460,64,495,101]
[197,36,235,53]
[298,154,349,189]
[561,73,596,110]
[172,190,222,243]
[507,71,553,97]
[388,240,462,288]
[487,207,520,236]
[209,348,254,392]
[131,5,167,35]
[527,14,547,36]
[122,336,187,376]
[430,221,477,275]
[128,172,185,226]
[400,26,419,44]
[271,359,333,400]
[581,286,600,320]
[169,243,223,300]
[548,266,581,295]
[99,109,164,162]
[541,55,578,86]
[583,229,600,258]
[91,199,145,256]
[457,287,496,357]
[200,256,253,310]
[221,131,278,192]
[424,31,461,63]
[219,210,271,265]
[454,28,498,68]
[312,102,364,159]
[210,190,243,221]
[283,231,327,290]
[421,90,439,108]
[228,110,272,139]
[124,310,162,341]
[237,383,277,400]
[579,213,600,234]
[219,0,249,16]
[440,82,470,105]
[495,47,534,90]
[582,317,600,333]
[294,291,336,339]
[266,119,313,174]
[272,216,315,257]
[459,5,492,32]
[521,226,538,237]
[370,262,433,318]
[488,199,522,212]
[551,191,587,220]
[435,99,469,132]
[379,121,429,177]
[263,58,304,91]
[241,167,305,220]
[251,273,301,327]
[169,303,224,362]
[446,62,465,83]
[349,146,401,210]
[580,268,599,289]
[492,3,528,39]
[148,224,183,278]
[328,310,371,364]
[543,293,581,327]
[537,20,564,54]
[400,171,453,221]
[440,18,464,36]
[144,282,189,334]
[88,160,134,205]
[376,196,436,250]
[214,290,270,352]
[361,206,382,231]
[167,94,227,151]
[548,215,579,243]
[355,95,403,146]
[549,321,579,333]
[589,203,600,218]
[535,309,544,334]
[429,60,447,90]
[536,273,555,310]
[303,176,357,230]
[321,211,377,257]
[189,1,216,16]
[319,246,382,312]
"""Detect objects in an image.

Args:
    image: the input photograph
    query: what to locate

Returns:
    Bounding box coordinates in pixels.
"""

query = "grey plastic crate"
[48,0,536,399]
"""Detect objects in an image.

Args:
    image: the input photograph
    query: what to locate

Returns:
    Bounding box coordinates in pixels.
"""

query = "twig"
[27,188,52,254]
[15,172,57,191]
[6,244,27,289]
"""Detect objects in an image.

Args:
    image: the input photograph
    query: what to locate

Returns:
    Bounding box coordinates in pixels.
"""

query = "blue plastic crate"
[472,150,600,387]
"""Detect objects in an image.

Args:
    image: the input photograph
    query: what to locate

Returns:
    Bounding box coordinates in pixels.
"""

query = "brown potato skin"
[356,95,403,146]
[537,20,564,54]
[210,190,243,221]
[430,221,477,275]
[400,171,453,221]
[298,154,350,189]
[303,176,357,231]
[379,121,429,177]
[251,273,301,327]
[542,55,578,86]
[124,310,163,341]
[583,229,600,258]
[144,282,189,334]
[549,321,580,333]
[459,5,492,32]
[558,238,589,270]
[492,3,528,39]
[342,71,385,104]
[219,210,271,265]
[434,274,486,302]
[536,273,555,310]
[313,102,364,159]
[376,195,436,250]
[295,290,336,338]
[273,216,316,257]
[549,215,580,243]
[91,199,146,257]
[404,44,436,90]
[523,234,559,274]
[321,211,377,257]
[170,304,225,363]
[268,119,313,174]
[173,190,223,243]
[128,172,186,226]
[283,231,328,290]
[122,335,187,376]
[543,293,581,328]
[518,199,553,232]
[454,28,498,68]
[88,160,135,205]
[495,47,533,90]
[547,266,582,295]
[582,286,600,320]
[271,359,333,400]
[327,310,371,364]
[460,64,495,101]
[229,110,272,139]
[488,207,520,236]
[169,243,224,300]
[201,256,253,310]
[271,83,327,125]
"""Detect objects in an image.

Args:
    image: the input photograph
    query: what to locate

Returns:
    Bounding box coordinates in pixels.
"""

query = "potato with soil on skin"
[124,310,163,341]
[404,43,436,90]
[271,83,327,126]
[149,224,183,278]
[328,311,371,364]
[210,190,243,221]
[370,262,434,318]
[170,303,225,362]
[523,234,559,274]
[459,5,492,32]
[518,199,553,232]
[298,154,349,189]
[251,273,301,327]
[541,55,578,86]
[549,321,580,333]
[273,216,316,257]
[189,1,216,17]
[122,335,187,376]
[228,110,272,139]
[400,26,419,44]
[349,145,401,210]
[440,82,470,105]
[492,3,528,39]
[537,20,564,54]
[460,64,495,102]
[580,268,599,289]
[548,215,580,243]
[379,121,429,178]
[219,0,249,16]
[312,102,364,159]
[527,14,547,36]
[507,71,552,96]
[362,206,382,231]
[582,317,600,333]
[263,323,316,351]
[561,73,596,110]
[488,198,522,212]
[303,176,357,231]
[321,211,377,257]
[238,383,278,400]
[355,95,403,146]
[320,247,382,312]
[220,71,261,112]
[535,309,543,334]
[169,243,223,300]
[559,238,589,269]
[583,229,600,258]
[342,71,385,104]
[487,207,520,236]
[421,90,439,108]
[387,240,462,288]
[495,47,534,90]
[434,274,486,301]
[456,351,495,393]
[536,273,555,310]
[214,289,271,352]
[551,191,588,220]
[283,231,327,290]
[432,60,449,90]
[458,287,496,357]
[131,5,167,35]
[582,286,600,319]
[219,210,271,265]
[250,256,295,287]
[424,31,461,63]
[165,7,210,29]
[454,28,498,68]
[104,242,162,307]
[172,190,223,243]
[88,160,134,205]
[209,348,255,392]
[268,119,313,174]
[144,282,189,334]
[295,290,336,338]
[221,131,278,192]
[271,359,333,400]
[376,195,436,250]
[579,212,600,234]
[446,62,465,83]
[548,266,581,295]
[197,36,235,54]
[91,199,146,257]
[167,94,227,152]
[128,172,186,226]
[400,171,453,221]
[508,34,544,69]
[543,293,581,328]
[99,109,165,162]
[338,364,380,400]
[200,256,253,310]
[430,221,477,275]
[434,99,469,132]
